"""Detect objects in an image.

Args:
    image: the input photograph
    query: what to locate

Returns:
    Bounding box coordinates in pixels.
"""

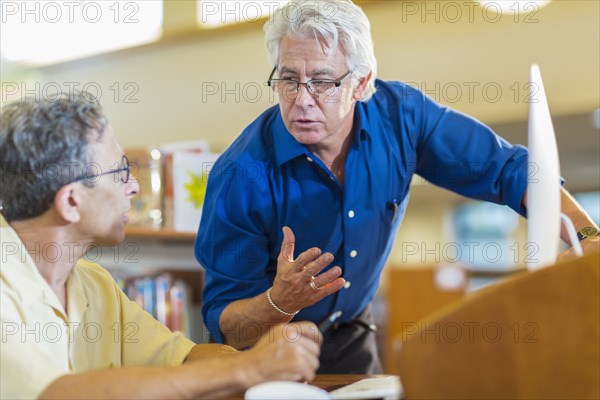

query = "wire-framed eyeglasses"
[69,155,131,185]
[267,66,352,96]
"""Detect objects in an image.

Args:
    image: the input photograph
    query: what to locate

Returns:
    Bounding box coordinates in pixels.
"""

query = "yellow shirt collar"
[0,214,88,321]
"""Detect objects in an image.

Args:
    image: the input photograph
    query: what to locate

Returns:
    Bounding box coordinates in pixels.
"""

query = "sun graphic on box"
[184,171,208,209]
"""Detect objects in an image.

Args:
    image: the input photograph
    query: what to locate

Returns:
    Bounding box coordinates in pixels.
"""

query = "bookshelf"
[99,227,207,343]
[124,226,196,242]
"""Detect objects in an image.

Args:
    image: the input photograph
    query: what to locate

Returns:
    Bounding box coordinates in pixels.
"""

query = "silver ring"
[309,277,321,291]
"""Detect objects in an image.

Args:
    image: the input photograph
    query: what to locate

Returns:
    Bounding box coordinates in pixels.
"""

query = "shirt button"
[306,156,314,162]
[350,250,358,258]
[348,210,355,218]
[344,281,352,289]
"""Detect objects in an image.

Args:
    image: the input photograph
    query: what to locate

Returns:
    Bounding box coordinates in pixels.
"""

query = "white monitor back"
[527,64,561,269]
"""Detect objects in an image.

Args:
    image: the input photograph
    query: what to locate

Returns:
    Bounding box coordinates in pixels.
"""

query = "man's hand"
[242,322,322,383]
[558,235,600,262]
[270,227,346,313]
[218,227,345,349]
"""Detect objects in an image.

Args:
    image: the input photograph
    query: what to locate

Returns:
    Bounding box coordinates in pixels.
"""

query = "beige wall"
[3,1,598,151]
[1,0,597,275]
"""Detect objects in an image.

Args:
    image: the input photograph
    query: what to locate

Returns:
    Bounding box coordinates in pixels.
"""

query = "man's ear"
[353,71,373,101]
[54,184,82,223]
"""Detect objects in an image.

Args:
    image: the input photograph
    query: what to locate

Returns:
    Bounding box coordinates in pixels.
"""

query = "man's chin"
[94,231,125,248]
[290,130,324,146]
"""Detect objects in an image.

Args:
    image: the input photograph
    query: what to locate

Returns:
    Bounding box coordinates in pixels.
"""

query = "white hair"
[264,0,377,101]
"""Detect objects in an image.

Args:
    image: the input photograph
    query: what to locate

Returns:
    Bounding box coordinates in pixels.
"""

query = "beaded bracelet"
[266,287,299,316]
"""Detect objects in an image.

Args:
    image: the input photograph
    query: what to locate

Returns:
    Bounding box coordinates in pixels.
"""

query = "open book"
[245,376,402,400]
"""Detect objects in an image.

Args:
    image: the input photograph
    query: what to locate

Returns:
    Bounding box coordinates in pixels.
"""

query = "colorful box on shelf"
[160,140,208,230]
[171,150,220,233]
[125,141,221,233]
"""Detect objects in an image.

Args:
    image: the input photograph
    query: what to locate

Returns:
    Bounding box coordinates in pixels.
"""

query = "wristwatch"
[577,226,600,241]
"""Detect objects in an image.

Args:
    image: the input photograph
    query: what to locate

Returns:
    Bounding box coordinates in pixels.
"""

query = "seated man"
[0,92,321,399]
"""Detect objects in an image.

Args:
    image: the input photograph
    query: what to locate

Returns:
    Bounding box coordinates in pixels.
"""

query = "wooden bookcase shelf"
[124,226,196,242]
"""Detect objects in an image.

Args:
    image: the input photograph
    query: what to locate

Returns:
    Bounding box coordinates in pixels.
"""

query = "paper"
[245,377,402,400]
[245,381,329,400]
[329,376,403,400]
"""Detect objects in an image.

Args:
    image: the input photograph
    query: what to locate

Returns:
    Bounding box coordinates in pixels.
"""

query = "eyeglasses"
[267,66,352,97]
[70,155,131,185]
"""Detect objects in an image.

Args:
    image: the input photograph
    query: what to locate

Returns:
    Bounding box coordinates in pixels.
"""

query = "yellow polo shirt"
[0,216,195,399]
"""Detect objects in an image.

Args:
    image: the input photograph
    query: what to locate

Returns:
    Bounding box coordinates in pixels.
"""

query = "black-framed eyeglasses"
[267,66,352,96]
[69,155,131,185]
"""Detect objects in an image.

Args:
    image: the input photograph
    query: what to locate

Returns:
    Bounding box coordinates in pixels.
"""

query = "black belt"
[328,305,378,333]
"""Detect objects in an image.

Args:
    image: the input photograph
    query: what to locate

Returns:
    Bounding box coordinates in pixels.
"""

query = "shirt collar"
[352,101,373,144]
[272,102,373,167]
[66,265,90,325]
[272,110,309,166]
[1,216,48,307]
[0,215,86,318]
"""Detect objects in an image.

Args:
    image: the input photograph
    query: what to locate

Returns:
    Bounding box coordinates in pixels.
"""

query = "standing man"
[0,92,321,399]
[196,0,599,374]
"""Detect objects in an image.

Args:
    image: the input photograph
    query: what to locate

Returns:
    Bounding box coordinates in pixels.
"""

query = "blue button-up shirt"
[196,79,528,343]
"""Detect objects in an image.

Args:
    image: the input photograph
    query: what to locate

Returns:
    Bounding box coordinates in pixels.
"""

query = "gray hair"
[264,0,377,101]
[0,91,107,222]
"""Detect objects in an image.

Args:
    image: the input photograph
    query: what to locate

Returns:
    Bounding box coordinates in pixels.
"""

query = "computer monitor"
[526,64,561,269]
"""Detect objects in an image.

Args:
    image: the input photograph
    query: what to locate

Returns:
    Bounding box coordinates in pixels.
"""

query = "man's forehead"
[278,36,344,66]
[89,127,122,159]
[277,51,345,76]
[278,65,336,76]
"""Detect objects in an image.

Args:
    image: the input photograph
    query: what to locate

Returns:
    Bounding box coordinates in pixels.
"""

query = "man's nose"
[127,175,140,197]
[293,84,317,107]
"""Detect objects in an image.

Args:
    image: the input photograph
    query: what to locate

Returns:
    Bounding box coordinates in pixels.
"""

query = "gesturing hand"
[269,226,346,314]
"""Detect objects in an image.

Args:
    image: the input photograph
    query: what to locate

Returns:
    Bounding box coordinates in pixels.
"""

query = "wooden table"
[225,374,394,399]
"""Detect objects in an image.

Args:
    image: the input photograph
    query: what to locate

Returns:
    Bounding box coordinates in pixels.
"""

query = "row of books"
[113,273,194,336]
[126,141,221,232]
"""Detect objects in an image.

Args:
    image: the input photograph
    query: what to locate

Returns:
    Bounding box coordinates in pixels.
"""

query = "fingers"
[309,266,344,292]
[282,324,321,380]
[280,226,296,262]
[291,321,323,345]
[274,227,345,310]
[278,227,335,274]
[287,322,321,378]
[313,277,346,301]
[302,251,334,276]
[269,322,321,347]
[581,236,600,253]
[307,260,341,282]
[278,227,331,271]
[292,247,323,271]
[260,323,321,381]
